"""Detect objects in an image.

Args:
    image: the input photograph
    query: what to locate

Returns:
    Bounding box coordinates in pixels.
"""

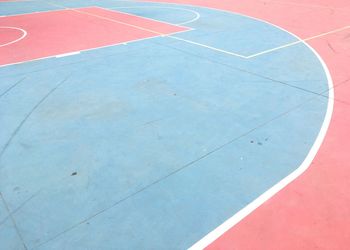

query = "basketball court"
[0,0,349,249]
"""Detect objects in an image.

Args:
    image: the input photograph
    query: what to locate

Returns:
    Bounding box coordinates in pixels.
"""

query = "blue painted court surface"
[0,1,329,249]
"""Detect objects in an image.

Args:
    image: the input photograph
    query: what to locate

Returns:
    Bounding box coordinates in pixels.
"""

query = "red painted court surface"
[0,7,188,66]
[1,0,350,249]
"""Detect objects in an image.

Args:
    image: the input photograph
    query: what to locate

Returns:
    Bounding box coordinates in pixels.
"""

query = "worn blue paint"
[0,1,329,249]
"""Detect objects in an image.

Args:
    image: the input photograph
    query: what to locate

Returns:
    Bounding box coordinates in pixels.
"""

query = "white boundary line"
[1,1,348,60]
[191,59,333,249]
[102,2,335,248]
[109,5,200,25]
[143,2,335,250]
[83,6,242,60]
[0,29,190,68]
[97,2,350,59]
[168,35,248,58]
[0,26,26,47]
[44,1,251,59]
[55,51,81,58]
[168,24,350,59]
[0,5,193,68]
[0,1,337,248]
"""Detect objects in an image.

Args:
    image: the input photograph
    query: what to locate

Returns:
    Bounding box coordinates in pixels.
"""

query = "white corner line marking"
[246,25,350,58]
[55,51,81,58]
[0,26,27,48]
[168,35,248,58]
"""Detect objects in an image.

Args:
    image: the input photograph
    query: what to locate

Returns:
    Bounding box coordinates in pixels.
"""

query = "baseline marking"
[55,51,81,58]
[0,5,192,68]
[0,29,189,68]
[0,26,27,47]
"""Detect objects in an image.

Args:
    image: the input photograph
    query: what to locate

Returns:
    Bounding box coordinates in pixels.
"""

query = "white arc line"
[0,1,336,249]
[110,2,334,248]
[109,5,201,25]
[190,42,334,250]
[177,4,334,250]
[0,26,27,48]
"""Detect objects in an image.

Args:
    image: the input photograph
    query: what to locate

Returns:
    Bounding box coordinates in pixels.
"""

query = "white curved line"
[111,5,200,25]
[191,50,333,250]
[130,0,334,248]
[144,3,334,250]
[0,26,27,48]
[0,2,335,248]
